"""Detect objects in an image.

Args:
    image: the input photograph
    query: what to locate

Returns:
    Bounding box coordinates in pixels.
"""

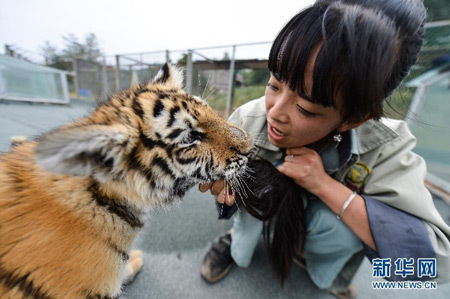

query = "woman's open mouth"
[272,127,285,136]
[268,123,288,142]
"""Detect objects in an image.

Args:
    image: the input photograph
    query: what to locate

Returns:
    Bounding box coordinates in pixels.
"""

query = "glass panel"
[0,55,69,104]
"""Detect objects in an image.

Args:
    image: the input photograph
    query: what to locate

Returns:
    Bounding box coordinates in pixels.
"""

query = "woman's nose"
[268,95,290,123]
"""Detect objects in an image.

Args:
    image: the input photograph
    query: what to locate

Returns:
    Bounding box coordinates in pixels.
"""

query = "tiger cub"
[0,63,252,299]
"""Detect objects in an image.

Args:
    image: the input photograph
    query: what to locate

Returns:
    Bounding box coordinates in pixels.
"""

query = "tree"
[40,41,70,70]
[40,33,103,70]
[177,53,188,64]
[242,69,270,86]
[61,33,102,61]
[222,51,230,61]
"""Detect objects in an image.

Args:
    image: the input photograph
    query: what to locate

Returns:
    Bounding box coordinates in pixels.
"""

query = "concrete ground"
[0,98,449,298]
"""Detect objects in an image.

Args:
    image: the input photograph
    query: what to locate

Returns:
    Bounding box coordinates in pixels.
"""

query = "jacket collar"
[354,118,399,154]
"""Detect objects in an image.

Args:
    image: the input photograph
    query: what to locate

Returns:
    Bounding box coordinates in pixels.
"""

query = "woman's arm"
[313,175,376,250]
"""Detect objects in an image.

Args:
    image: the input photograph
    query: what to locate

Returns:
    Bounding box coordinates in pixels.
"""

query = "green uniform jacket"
[229,96,450,283]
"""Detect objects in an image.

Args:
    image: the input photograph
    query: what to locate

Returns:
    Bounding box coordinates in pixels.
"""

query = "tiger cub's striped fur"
[0,63,252,298]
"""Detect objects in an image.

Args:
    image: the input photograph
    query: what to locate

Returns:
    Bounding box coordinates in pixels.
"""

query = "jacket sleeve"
[360,120,450,283]
[362,194,435,280]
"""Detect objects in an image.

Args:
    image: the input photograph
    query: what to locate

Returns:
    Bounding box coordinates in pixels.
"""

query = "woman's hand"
[278,147,333,195]
[279,147,376,250]
[199,180,236,206]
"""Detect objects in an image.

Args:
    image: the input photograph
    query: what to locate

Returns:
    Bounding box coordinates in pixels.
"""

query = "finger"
[282,160,310,174]
[278,164,298,180]
[225,187,236,206]
[211,180,224,195]
[284,152,314,163]
[199,182,213,193]
[286,147,314,156]
[285,154,300,162]
[216,189,226,204]
[225,195,236,206]
[284,153,313,162]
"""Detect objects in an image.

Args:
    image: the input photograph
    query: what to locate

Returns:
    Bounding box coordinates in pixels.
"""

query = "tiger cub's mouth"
[224,156,249,180]
[220,154,252,199]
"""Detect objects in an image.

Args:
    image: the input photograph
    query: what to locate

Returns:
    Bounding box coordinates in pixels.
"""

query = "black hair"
[268,0,426,123]
[236,159,306,286]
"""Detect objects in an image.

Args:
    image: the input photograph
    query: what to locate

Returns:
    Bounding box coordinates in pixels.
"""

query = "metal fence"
[69,20,450,118]
[109,41,271,118]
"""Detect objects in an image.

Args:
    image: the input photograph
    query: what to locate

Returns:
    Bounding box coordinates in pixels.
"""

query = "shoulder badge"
[345,162,371,192]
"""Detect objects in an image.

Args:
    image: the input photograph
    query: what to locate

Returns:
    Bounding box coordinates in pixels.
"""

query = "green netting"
[0,55,69,104]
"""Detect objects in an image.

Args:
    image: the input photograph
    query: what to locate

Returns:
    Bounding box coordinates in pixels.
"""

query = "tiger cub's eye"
[188,131,205,142]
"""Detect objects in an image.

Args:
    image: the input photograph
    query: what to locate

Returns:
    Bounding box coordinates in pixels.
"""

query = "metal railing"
[67,20,450,118]
[112,41,271,118]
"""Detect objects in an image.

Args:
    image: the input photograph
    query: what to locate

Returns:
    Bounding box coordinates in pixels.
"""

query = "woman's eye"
[296,105,316,118]
[266,81,278,91]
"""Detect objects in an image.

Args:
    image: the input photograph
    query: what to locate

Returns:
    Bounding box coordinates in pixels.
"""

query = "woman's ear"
[337,114,372,132]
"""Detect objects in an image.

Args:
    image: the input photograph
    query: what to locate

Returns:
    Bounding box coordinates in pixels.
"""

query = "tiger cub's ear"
[151,63,184,89]
[35,125,129,179]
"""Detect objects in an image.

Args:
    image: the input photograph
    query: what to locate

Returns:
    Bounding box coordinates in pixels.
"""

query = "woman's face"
[265,75,343,149]
[265,43,366,149]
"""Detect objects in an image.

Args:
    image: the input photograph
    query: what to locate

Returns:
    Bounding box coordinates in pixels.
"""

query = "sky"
[0,0,315,64]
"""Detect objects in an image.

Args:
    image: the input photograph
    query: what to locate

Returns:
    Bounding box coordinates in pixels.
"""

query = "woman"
[199,0,450,297]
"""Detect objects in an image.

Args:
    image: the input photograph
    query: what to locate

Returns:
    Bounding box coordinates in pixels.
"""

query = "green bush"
[207,85,266,115]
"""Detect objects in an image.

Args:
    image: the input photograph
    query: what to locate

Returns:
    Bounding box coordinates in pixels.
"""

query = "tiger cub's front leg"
[124,250,143,283]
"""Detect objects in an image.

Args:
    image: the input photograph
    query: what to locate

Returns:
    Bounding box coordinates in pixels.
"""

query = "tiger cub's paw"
[125,250,143,283]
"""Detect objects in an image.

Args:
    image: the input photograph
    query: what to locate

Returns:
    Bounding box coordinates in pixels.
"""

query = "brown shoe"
[200,233,234,283]
[328,283,358,299]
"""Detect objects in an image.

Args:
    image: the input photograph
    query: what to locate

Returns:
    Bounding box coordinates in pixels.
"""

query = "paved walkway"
[0,99,449,298]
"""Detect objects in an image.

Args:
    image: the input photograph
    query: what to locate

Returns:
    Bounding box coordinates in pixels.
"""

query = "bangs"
[268,5,340,109]
[268,2,399,122]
